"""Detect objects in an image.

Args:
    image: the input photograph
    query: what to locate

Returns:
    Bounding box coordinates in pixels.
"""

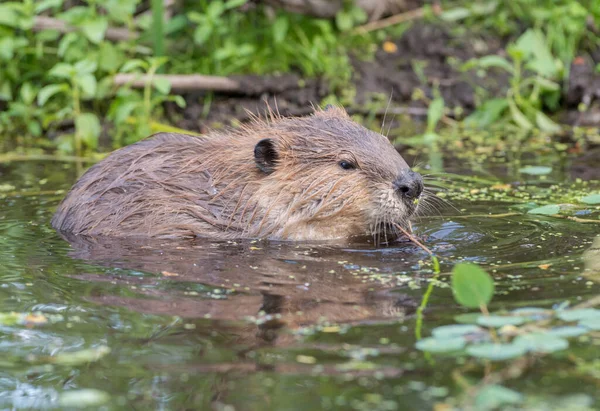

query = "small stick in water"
[393,222,432,255]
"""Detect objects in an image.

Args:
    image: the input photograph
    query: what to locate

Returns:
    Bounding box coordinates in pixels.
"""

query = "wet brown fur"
[52,107,417,241]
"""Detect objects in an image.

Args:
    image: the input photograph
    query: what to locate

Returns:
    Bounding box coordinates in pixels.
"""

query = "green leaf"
[120,59,148,73]
[37,84,68,106]
[475,385,523,410]
[224,0,247,9]
[75,113,101,149]
[426,97,445,133]
[519,166,552,175]
[512,333,568,353]
[194,24,213,45]
[515,29,557,77]
[153,77,171,94]
[171,95,186,108]
[77,74,97,99]
[440,7,471,22]
[35,0,63,13]
[546,326,588,338]
[59,389,110,408]
[476,55,514,73]
[508,97,533,130]
[98,42,124,73]
[74,60,97,75]
[52,346,110,366]
[477,315,527,328]
[528,205,560,215]
[466,343,527,361]
[80,18,108,44]
[19,83,35,105]
[49,63,75,79]
[534,76,560,91]
[336,11,354,31]
[431,324,484,339]
[451,263,495,309]
[535,111,561,133]
[557,308,600,322]
[415,336,466,353]
[464,99,508,128]
[580,194,600,205]
[273,16,289,44]
[579,318,600,330]
[57,32,78,57]
[206,1,225,20]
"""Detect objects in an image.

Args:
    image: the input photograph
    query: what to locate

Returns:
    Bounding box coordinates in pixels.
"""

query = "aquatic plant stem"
[393,223,439,348]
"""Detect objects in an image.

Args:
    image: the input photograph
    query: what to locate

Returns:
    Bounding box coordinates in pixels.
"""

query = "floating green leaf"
[475,384,523,410]
[579,318,600,331]
[59,389,110,408]
[528,205,560,215]
[557,308,600,322]
[52,346,111,366]
[466,343,527,361]
[519,166,552,175]
[477,315,527,328]
[415,336,466,353]
[512,307,552,320]
[431,324,484,339]
[513,333,569,353]
[451,263,495,309]
[545,326,588,338]
[580,194,600,205]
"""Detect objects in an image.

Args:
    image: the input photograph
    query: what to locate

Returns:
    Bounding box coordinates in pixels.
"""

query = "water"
[0,154,599,410]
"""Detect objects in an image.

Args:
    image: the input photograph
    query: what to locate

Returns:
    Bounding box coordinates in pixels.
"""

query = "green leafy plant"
[417,262,600,359]
[462,29,562,133]
[416,262,600,409]
[38,60,101,154]
[108,57,185,147]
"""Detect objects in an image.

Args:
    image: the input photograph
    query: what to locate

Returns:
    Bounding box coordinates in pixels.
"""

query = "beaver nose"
[394,171,423,200]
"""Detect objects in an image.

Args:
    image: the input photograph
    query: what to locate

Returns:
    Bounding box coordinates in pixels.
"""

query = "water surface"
[0,154,599,410]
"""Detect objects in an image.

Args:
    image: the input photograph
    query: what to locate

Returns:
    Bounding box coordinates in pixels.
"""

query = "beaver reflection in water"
[52,106,424,241]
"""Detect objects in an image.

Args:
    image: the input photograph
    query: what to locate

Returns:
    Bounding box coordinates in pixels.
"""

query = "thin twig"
[353,7,426,33]
[393,222,433,255]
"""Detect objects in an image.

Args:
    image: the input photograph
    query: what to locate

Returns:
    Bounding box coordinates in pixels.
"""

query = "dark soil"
[172,22,600,135]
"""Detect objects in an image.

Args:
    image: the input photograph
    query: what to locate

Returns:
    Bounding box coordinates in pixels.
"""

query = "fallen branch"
[114,74,241,92]
[353,5,440,34]
[33,16,139,42]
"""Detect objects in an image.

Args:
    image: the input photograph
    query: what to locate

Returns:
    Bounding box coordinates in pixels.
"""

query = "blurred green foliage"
[0,0,598,155]
[0,0,367,155]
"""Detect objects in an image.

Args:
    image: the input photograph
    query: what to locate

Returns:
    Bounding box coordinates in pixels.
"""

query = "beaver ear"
[254,138,278,174]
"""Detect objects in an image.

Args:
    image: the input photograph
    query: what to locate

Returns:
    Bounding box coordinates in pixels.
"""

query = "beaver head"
[219,106,424,241]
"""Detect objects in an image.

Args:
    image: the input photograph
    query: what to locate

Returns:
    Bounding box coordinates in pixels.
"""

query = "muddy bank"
[173,23,600,135]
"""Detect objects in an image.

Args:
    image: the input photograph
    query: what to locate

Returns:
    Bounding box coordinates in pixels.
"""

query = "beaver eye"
[338,160,356,170]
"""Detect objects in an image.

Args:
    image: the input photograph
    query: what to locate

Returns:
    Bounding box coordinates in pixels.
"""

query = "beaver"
[51,106,424,241]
